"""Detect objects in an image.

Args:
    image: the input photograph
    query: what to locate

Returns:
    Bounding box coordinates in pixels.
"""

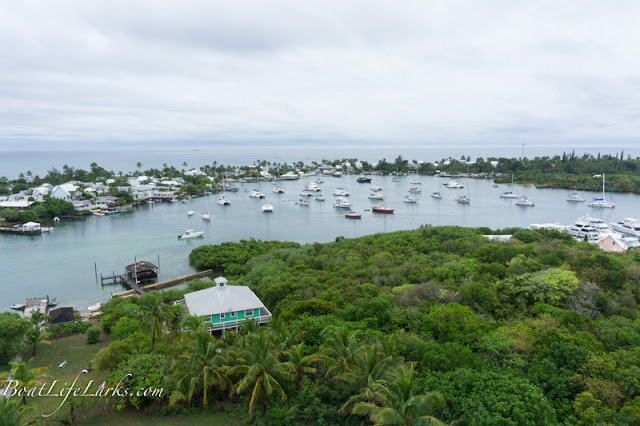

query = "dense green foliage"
[86,327,101,344]
[0,313,31,364]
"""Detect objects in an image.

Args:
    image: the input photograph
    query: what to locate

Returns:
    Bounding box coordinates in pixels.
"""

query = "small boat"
[456,195,470,204]
[370,185,383,192]
[87,302,102,312]
[202,212,211,220]
[409,179,422,185]
[92,210,106,216]
[262,204,274,212]
[10,303,25,310]
[41,226,54,232]
[178,229,204,239]
[299,190,314,197]
[431,192,442,199]
[273,186,285,194]
[187,211,195,216]
[249,189,266,199]
[345,211,362,219]
[48,298,59,306]
[315,195,325,201]
[368,193,385,200]
[298,199,310,206]
[392,177,401,182]
[333,188,350,196]
[445,181,464,189]
[305,183,322,191]
[356,176,372,183]
[408,187,422,194]
[217,196,231,205]
[515,196,535,207]
[403,196,417,203]
[500,191,519,199]
[53,217,60,222]
[238,178,248,183]
[492,183,499,188]
[567,192,585,202]
[315,178,324,184]
[588,198,615,208]
[333,197,352,208]
[181,199,188,203]
[333,171,343,177]
[372,204,394,214]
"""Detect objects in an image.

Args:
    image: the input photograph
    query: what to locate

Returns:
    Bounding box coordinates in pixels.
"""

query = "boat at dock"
[10,303,25,310]
[48,298,59,306]
[88,302,102,312]
[610,218,640,237]
[178,229,204,239]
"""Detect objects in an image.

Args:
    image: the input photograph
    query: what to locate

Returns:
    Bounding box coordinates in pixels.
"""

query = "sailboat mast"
[602,173,605,199]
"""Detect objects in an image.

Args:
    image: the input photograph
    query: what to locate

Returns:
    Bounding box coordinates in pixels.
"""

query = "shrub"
[86,327,101,344]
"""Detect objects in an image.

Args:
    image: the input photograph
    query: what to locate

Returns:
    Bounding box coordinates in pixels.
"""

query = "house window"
[230,311,236,318]
[245,309,253,317]
[220,313,225,319]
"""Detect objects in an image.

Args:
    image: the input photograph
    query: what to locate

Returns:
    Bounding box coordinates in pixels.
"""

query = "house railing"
[206,313,272,332]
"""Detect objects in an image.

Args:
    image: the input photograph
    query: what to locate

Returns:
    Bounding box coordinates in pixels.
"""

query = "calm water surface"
[1,175,638,312]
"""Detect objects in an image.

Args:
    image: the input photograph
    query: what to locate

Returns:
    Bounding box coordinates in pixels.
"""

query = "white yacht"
[370,185,383,192]
[333,197,352,208]
[178,229,204,239]
[249,189,266,199]
[333,171,343,177]
[588,174,615,208]
[272,185,285,194]
[445,181,464,189]
[567,192,585,202]
[315,194,325,201]
[408,187,422,194]
[201,212,211,220]
[456,195,470,204]
[392,177,401,182]
[611,218,640,237]
[403,196,417,203]
[333,188,350,196]
[299,190,314,197]
[187,210,195,216]
[237,178,248,183]
[431,192,442,199]
[500,191,519,199]
[217,195,231,205]
[368,193,385,200]
[515,196,534,207]
[262,204,274,212]
[281,172,300,180]
[305,182,322,192]
[567,216,611,242]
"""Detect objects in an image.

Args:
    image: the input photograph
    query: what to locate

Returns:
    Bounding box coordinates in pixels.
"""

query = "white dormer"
[215,276,228,288]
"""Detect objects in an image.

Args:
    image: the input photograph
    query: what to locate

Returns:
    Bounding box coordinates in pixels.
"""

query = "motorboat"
[316,178,324,184]
[567,216,611,242]
[392,177,401,182]
[304,183,322,191]
[315,195,325,201]
[515,196,535,207]
[500,191,519,199]
[372,204,394,214]
[408,187,422,194]
[403,196,417,203]
[202,212,211,220]
[333,188,350,196]
[272,186,285,194]
[333,197,352,208]
[370,185,383,192]
[567,192,585,202]
[92,210,106,216]
[299,190,314,197]
[217,196,231,205]
[610,218,640,237]
[445,181,464,189]
[455,195,470,204]
[41,226,54,232]
[368,193,385,200]
[237,178,248,183]
[356,176,371,183]
[492,183,499,188]
[262,204,274,212]
[88,302,102,312]
[333,171,343,177]
[249,189,266,199]
[10,303,25,310]
[178,229,204,239]
[48,298,59,307]
[345,211,362,219]
[298,199,310,206]
[187,211,195,216]
[431,192,442,199]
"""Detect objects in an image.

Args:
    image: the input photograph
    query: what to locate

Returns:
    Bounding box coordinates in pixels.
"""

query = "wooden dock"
[111,269,213,298]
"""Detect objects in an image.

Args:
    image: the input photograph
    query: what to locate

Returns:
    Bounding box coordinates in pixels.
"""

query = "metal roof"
[184,285,265,317]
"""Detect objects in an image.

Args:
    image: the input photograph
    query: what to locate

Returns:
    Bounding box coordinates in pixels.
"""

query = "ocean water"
[0,173,637,313]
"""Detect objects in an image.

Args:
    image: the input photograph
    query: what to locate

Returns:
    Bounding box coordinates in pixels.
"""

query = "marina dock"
[0,225,41,235]
[111,269,213,298]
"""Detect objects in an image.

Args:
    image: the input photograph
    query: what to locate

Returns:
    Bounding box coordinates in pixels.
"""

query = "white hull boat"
[515,196,535,207]
[456,195,470,204]
[431,192,442,199]
[10,303,25,310]
[262,204,274,212]
[202,213,211,220]
[588,174,615,208]
[249,190,266,198]
[88,302,102,312]
[187,211,195,216]
[315,195,325,201]
[611,218,640,237]
[500,192,519,199]
[403,196,417,203]
[333,197,352,208]
[370,185,383,192]
[368,193,385,200]
[567,192,585,202]
[298,199,310,206]
[178,229,204,239]
[333,188,350,196]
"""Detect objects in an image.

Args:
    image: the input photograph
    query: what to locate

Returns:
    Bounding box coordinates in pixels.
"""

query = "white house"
[182,277,271,333]
[185,169,205,176]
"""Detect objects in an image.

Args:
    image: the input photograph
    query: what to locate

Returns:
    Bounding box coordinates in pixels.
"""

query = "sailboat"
[217,178,231,205]
[456,179,471,204]
[500,175,519,198]
[588,174,615,208]
[409,168,421,185]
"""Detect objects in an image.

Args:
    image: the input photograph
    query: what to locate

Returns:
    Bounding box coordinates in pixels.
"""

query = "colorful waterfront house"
[50,184,78,200]
[183,277,272,333]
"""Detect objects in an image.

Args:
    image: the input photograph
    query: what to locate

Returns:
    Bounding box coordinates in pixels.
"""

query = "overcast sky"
[1,1,639,150]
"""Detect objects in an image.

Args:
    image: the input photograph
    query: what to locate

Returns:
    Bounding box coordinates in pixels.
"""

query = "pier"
[111,269,213,298]
[0,225,41,235]
[101,261,159,294]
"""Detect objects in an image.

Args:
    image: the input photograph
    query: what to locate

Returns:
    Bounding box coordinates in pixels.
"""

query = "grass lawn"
[18,330,111,424]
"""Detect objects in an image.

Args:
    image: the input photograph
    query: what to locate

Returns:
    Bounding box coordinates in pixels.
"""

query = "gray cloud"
[1,0,640,150]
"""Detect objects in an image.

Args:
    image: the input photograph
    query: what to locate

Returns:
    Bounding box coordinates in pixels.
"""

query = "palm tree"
[286,343,319,387]
[0,360,48,405]
[349,364,447,425]
[320,328,359,379]
[136,162,142,175]
[30,309,47,327]
[229,332,295,415]
[171,329,228,407]
[0,397,29,424]
[137,292,171,350]
[28,326,51,356]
